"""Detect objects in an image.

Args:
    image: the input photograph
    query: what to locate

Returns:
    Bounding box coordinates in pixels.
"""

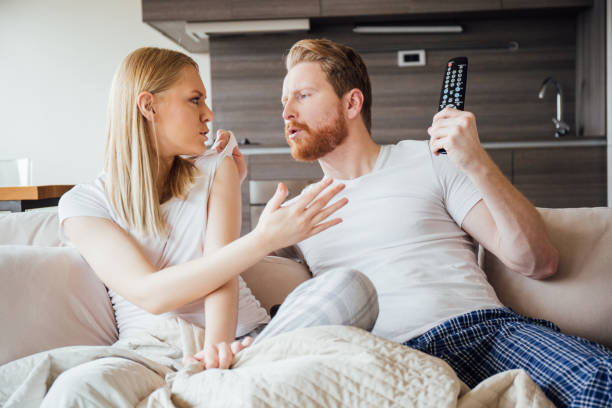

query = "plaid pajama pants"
[403,307,612,408]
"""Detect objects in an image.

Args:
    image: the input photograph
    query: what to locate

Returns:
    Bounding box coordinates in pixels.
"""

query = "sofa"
[0,207,610,405]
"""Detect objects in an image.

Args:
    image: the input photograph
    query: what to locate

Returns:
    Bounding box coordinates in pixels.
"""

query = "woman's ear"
[344,88,364,120]
[137,91,156,120]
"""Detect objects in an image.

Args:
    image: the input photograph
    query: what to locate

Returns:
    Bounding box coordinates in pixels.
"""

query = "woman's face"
[152,65,213,159]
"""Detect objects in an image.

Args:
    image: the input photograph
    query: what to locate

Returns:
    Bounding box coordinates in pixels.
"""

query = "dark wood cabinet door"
[321,0,501,17]
[142,0,231,21]
[144,0,318,21]
[487,149,513,182]
[231,0,319,20]
[501,0,592,9]
[513,147,607,208]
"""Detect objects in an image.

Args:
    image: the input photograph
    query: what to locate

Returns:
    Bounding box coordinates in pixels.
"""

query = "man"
[280,38,611,408]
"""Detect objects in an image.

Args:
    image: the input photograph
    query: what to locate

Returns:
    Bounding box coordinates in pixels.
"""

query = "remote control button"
[455,87,461,91]
[442,94,448,100]
[448,98,453,102]
[446,104,456,109]
[444,89,448,94]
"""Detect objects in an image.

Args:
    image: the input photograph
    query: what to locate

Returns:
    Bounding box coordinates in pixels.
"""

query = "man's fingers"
[432,107,459,123]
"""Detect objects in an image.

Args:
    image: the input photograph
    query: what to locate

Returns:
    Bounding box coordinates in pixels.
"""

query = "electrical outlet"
[398,50,426,67]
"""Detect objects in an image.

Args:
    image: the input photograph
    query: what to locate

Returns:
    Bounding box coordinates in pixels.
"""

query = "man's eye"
[299,93,309,100]
[191,97,200,104]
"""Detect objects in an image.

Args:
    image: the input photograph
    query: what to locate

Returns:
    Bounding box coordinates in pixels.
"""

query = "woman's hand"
[254,177,348,253]
[211,129,247,183]
[184,336,253,370]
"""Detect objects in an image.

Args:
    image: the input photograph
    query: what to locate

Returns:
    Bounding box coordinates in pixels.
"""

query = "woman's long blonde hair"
[104,47,199,237]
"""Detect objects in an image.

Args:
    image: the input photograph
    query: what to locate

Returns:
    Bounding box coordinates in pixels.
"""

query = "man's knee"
[318,269,379,330]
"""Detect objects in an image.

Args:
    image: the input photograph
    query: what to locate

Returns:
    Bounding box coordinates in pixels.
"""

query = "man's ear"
[137,91,156,120]
[344,88,364,120]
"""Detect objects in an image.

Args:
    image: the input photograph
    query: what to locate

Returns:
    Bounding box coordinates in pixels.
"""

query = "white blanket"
[0,319,553,408]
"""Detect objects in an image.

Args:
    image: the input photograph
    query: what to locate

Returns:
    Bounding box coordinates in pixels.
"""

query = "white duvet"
[0,318,553,408]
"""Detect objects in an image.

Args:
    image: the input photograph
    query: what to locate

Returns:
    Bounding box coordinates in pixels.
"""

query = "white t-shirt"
[296,140,502,343]
[58,136,269,339]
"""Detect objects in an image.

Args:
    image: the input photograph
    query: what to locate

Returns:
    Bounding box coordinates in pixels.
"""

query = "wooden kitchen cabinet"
[487,149,513,182]
[501,0,592,10]
[143,0,318,22]
[142,0,231,21]
[513,146,606,208]
[231,0,319,20]
[320,0,501,17]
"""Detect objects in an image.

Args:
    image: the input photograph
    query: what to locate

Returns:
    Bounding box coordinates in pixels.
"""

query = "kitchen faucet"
[538,77,571,138]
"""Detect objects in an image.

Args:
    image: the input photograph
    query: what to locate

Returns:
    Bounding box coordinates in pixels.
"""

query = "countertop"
[238,137,607,155]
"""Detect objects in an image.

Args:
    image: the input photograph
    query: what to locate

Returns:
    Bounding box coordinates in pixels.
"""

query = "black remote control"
[436,56,468,154]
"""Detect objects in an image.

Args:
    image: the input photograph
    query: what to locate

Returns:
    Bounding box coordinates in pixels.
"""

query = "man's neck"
[318,126,380,180]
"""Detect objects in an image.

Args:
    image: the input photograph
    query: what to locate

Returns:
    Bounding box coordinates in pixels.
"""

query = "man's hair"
[105,47,199,237]
[286,39,372,133]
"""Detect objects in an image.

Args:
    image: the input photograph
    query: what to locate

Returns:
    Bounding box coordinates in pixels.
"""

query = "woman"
[43,47,378,406]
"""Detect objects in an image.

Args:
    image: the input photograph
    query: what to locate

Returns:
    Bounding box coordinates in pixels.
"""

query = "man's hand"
[211,129,247,183]
[428,108,489,174]
[183,336,253,370]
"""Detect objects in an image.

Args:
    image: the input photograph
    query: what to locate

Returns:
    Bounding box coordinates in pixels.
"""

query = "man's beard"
[285,106,348,162]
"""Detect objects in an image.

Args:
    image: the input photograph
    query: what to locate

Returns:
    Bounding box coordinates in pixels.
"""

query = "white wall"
[0,0,211,185]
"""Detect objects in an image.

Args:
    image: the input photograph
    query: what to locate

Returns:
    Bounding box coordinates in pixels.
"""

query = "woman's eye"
[299,93,309,100]
[191,97,200,104]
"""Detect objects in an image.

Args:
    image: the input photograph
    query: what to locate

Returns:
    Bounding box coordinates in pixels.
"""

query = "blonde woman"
[43,47,378,406]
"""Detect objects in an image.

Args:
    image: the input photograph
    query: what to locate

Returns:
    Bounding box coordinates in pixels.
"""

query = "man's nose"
[282,101,296,121]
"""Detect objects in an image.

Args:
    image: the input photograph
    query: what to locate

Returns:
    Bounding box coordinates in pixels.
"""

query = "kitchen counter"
[239,138,607,155]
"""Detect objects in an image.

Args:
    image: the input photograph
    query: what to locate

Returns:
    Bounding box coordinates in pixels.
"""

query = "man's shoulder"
[381,139,431,167]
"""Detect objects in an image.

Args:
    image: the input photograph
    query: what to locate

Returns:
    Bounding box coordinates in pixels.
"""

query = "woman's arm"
[202,157,241,348]
[63,172,347,315]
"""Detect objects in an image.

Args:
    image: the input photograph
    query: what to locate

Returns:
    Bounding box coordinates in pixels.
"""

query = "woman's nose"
[201,103,214,122]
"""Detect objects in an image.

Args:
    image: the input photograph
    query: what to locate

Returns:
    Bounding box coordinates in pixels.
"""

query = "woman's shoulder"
[58,174,112,222]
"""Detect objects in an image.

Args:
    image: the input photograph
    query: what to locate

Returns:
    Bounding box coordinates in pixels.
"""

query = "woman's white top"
[58,136,269,339]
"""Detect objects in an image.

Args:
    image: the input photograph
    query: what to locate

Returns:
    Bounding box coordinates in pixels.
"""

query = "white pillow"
[0,211,61,247]
[0,245,118,365]
[236,276,270,337]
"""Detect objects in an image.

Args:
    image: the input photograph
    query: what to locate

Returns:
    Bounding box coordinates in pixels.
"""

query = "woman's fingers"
[204,344,219,369]
[308,217,343,238]
[304,183,345,216]
[294,177,333,209]
[230,336,253,355]
[262,183,288,214]
[213,129,231,152]
[310,197,348,225]
[217,342,233,369]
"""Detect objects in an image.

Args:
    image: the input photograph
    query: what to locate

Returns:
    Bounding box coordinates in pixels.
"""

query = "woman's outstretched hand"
[183,336,253,370]
[254,177,347,252]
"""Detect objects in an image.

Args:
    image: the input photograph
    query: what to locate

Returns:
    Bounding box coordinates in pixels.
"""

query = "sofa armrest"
[485,207,612,349]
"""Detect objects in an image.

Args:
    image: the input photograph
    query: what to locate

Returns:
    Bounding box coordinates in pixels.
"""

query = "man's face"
[281,62,348,161]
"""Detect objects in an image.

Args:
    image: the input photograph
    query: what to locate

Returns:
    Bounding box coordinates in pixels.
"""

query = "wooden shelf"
[0,185,74,201]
